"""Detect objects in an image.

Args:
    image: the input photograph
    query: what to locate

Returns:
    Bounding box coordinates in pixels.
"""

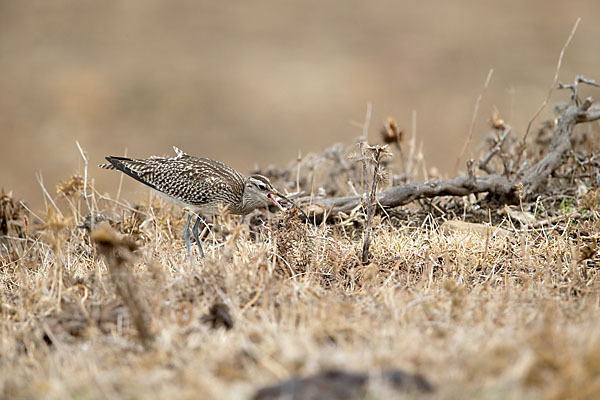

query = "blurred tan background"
[1,0,599,207]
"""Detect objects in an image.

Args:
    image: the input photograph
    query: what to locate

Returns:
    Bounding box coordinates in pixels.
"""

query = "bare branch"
[521,95,598,197]
[522,18,580,145]
[558,75,600,103]
[455,69,494,174]
[478,125,511,174]
[306,81,598,221]
[309,174,513,219]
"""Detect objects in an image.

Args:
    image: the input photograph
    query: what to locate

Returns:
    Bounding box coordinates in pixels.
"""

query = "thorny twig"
[359,143,389,265]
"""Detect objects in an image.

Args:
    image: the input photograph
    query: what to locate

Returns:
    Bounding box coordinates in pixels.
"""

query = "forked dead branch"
[308,76,600,220]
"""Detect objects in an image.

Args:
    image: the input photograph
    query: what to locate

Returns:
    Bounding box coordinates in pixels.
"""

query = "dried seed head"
[92,221,138,253]
[56,175,84,196]
[1,188,26,236]
[491,109,506,130]
[381,117,403,144]
[45,211,72,236]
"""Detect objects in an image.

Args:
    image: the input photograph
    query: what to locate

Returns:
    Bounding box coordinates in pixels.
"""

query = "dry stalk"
[456,68,494,174]
[92,222,154,349]
[42,209,73,312]
[521,18,581,147]
[478,123,511,175]
[75,141,92,218]
[359,143,389,265]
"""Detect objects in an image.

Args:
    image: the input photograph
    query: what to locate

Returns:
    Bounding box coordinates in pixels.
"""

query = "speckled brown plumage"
[99,147,306,259]
[100,147,256,214]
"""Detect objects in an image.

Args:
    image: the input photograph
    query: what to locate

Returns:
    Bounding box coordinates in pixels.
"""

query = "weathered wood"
[312,174,513,216]
[521,99,600,197]
[308,78,600,220]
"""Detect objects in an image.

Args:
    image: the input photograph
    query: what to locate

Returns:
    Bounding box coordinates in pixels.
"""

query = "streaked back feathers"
[99,147,247,212]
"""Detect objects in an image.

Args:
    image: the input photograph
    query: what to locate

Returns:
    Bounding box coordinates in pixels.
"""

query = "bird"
[99,146,307,259]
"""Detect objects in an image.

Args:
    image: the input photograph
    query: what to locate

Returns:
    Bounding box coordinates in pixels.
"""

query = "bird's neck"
[238,185,264,215]
[237,201,249,215]
[238,193,255,215]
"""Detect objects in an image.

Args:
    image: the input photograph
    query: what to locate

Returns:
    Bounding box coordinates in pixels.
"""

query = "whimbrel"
[99,147,306,258]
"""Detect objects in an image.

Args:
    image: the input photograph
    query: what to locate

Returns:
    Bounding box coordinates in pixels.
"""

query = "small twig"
[36,172,62,216]
[361,145,387,265]
[75,141,92,215]
[520,18,580,151]
[295,151,302,193]
[75,141,97,247]
[478,125,511,174]
[406,110,417,179]
[19,200,46,224]
[466,159,476,187]
[358,102,373,192]
[456,68,494,174]
[95,191,151,216]
[558,75,600,103]
[516,183,536,233]
[359,141,369,199]
[240,287,263,314]
[531,211,581,228]
[362,101,373,142]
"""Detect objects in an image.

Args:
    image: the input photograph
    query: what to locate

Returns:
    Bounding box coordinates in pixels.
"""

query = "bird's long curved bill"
[266,193,285,211]
[269,192,309,220]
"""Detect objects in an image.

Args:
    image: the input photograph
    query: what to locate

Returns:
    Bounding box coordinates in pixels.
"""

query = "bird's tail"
[99,156,135,171]
[98,162,117,170]
[98,156,160,191]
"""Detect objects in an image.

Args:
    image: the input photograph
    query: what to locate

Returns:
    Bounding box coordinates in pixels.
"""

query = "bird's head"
[242,175,308,218]
[243,175,283,211]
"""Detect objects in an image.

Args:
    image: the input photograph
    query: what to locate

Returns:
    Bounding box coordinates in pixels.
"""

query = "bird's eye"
[257,183,267,191]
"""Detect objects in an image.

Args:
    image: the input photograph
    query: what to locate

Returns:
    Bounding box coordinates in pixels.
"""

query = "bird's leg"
[192,215,206,259]
[183,213,193,260]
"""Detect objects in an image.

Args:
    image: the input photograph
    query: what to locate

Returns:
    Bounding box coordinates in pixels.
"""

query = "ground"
[2,156,600,399]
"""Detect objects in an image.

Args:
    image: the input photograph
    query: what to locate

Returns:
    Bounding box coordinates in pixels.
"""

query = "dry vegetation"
[3,80,600,399]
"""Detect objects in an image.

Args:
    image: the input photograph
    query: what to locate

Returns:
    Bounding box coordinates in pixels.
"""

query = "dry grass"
[2,157,600,399]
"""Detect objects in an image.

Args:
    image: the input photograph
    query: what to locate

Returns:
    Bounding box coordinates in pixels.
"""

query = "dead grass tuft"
[2,145,600,399]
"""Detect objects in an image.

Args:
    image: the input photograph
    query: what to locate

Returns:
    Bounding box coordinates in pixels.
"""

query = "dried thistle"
[381,117,403,145]
[92,221,138,258]
[56,175,84,197]
[45,210,73,238]
[359,143,390,265]
[92,222,151,348]
[0,189,26,236]
[42,210,73,311]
